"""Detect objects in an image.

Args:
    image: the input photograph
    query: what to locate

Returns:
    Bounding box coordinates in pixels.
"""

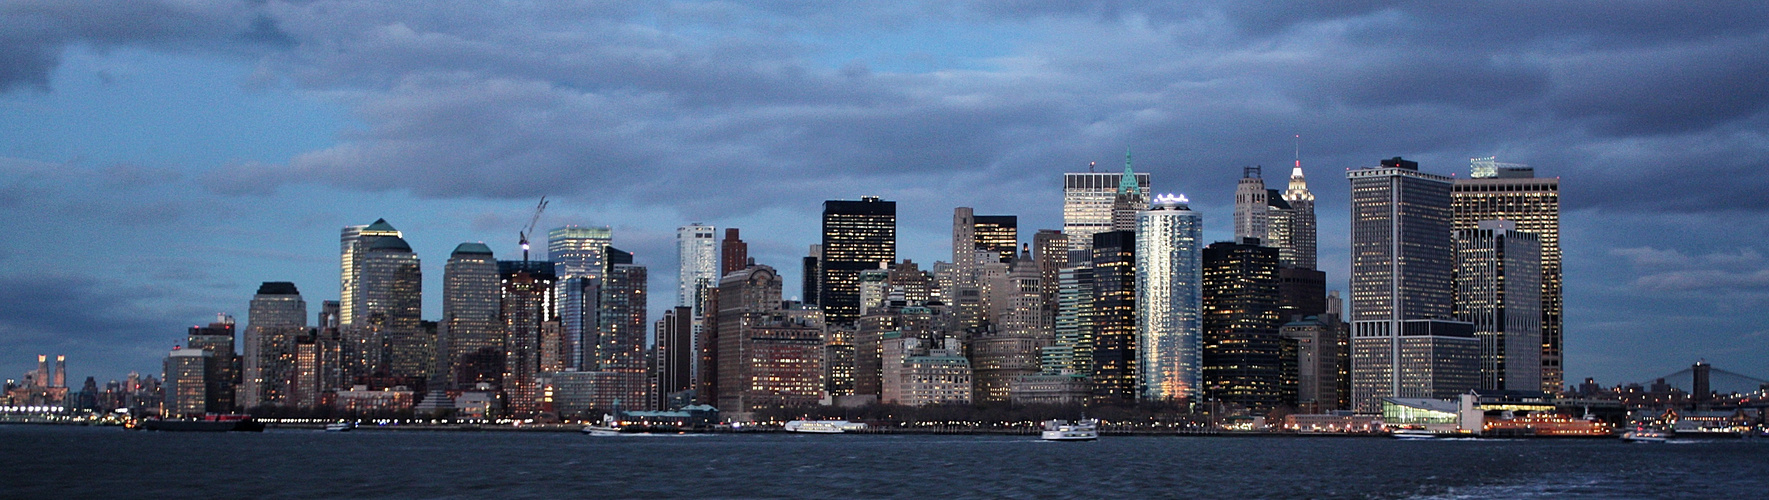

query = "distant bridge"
[1636,363,1768,396]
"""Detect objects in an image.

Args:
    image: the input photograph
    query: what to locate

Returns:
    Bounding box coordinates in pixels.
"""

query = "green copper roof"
[452,242,494,255]
[364,218,397,232]
[1117,149,1140,196]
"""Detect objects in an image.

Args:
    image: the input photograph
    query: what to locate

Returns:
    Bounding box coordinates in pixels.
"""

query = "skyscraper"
[973,215,1019,264]
[1279,146,1317,269]
[1234,166,1269,243]
[802,244,821,305]
[971,250,1049,404]
[593,259,649,408]
[677,224,718,311]
[1136,194,1204,402]
[356,234,424,384]
[339,219,401,328]
[1201,240,1282,412]
[820,197,896,326]
[499,260,556,416]
[1455,221,1543,392]
[443,243,501,389]
[654,306,694,409]
[1453,159,1561,393]
[721,228,748,276]
[185,315,237,412]
[1110,156,1148,232]
[550,226,612,370]
[716,265,827,412]
[1347,157,1479,412]
[1089,229,1138,403]
[1063,152,1151,253]
[163,347,215,419]
[244,282,305,409]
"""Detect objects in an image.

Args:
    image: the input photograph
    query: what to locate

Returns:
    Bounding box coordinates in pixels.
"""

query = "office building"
[1136,194,1204,402]
[244,282,306,409]
[339,219,402,328]
[1453,159,1561,392]
[1089,229,1138,403]
[1201,240,1282,412]
[655,307,695,410]
[162,347,215,418]
[677,223,718,311]
[973,215,1018,264]
[549,226,612,370]
[1347,157,1479,412]
[715,265,826,413]
[1234,166,1269,242]
[443,243,502,389]
[1063,152,1151,252]
[185,315,237,413]
[1280,315,1343,411]
[881,335,972,406]
[1279,151,1318,269]
[820,197,896,326]
[499,260,556,416]
[1048,264,1095,375]
[354,234,424,384]
[591,259,649,408]
[1455,220,1543,392]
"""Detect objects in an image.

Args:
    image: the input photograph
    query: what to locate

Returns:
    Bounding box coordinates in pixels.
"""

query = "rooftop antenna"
[519,196,549,261]
[1294,134,1301,170]
[1089,161,1096,173]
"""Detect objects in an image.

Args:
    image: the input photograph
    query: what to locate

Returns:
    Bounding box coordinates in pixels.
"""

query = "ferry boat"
[1041,419,1099,441]
[325,422,355,432]
[1621,427,1669,443]
[784,420,867,433]
[1390,428,1438,440]
[136,414,265,432]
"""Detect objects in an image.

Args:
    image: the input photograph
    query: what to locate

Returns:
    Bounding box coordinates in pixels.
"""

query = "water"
[4,426,1765,498]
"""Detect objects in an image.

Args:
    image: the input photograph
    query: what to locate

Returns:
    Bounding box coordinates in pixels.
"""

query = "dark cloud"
[0,0,291,91]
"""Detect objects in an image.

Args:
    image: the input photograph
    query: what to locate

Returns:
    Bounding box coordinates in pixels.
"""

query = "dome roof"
[452,242,494,256]
[368,236,412,252]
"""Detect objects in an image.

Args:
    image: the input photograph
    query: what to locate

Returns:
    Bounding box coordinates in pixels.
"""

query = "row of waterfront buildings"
[151,152,1563,421]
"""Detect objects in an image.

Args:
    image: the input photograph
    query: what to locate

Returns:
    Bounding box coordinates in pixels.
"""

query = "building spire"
[1284,135,1314,202]
[1117,148,1140,196]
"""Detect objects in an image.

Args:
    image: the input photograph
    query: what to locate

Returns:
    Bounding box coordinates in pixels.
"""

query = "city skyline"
[4,3,1768,390]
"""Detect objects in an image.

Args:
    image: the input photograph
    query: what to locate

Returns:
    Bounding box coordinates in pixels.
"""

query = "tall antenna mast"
[1294,134,1301,169]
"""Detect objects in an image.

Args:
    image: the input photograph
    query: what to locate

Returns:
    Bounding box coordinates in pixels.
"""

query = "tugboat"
[137,414,265,432]
[1041,419,1099,441]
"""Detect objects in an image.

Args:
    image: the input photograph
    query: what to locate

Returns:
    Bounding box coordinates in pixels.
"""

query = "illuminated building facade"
[1201,239,1282,412]
[1455,221,1542,392]
[820,197,896,326]
[715,265,827,413]
[244,282,306,409]
[162,348,215,418]
[1347,158,1480,412]
[1452,160,1561,393]
[358,236,424,384]
[1234,166,1269,242]
[972,215,1018,264]
[443,243,501,389]
[654,306,694,409]
[184,315,237,412]
[1063,155,1150,253]
[339,219,401,328]
[499,260,555,416]
[1088,229,1138,403]
[1136,195,1204,402]
[549,225,612,370]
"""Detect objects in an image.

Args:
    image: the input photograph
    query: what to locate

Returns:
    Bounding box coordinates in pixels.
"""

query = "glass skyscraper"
[1135,194,1203,402]
[443,243,500,389]
[820,197,896,326]
[549,226,611,370]
[1452,161,1561,393]
[1063,153,1150,253]
[244,282,305,410]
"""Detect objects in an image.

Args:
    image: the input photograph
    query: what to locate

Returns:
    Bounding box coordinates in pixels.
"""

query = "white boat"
[324,422,355,432]
[784,420,866,433]
[1621,428,1669,443]
[583,414,624,436]
[1391,428,1438,440]
[1041,419,1099,441]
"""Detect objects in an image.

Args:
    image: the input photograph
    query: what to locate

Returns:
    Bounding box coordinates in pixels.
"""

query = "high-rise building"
[677,224,718,311]
[1234,166,1269,242]
[1455,220,1543,393]
[443,243,501,389]
[244,282,305,409]
[881,335,972,406]
[185,314,237,413]
[973,215,1018,264]
[339,219,402,328]
[1048,264,1095,375]
[716,265,826,413]
[1280,315,1342,411]
[820,197,896,326]
[355,234,424,384]
[1347,157,1479,412]
[1033,230,1069,323]
[1111,156,1148,232]
[970,251,1049,404]
[1277,267,1327,320]
[1089,230,1138,404]
[1453,159,1561,393]
[1201,239,1282,412]
[802,244,821,305]
[591,260,649,408]
[549,226,612,370]
[1136,194,1204,402]
[499,260,555,416]
[1279,148,1317,269]
[162,347,215,419]
[654,306,694,409]
[1063,153,1151,253]
[721,228,748,276]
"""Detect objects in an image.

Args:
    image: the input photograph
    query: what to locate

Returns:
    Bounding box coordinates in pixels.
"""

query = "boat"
[1621,427,1669,443]
[783,420,867,433]
[325,422,355,432]
[1390,428,1438,440]
[137,414,265,432]
[1041,419,1099,441]
[583,414,624,436]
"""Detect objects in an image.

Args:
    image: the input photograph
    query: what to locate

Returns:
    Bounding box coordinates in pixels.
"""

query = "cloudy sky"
[3,1,1767,388]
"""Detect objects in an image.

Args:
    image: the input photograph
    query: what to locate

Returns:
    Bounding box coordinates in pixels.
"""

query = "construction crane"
[519,196,549,261]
